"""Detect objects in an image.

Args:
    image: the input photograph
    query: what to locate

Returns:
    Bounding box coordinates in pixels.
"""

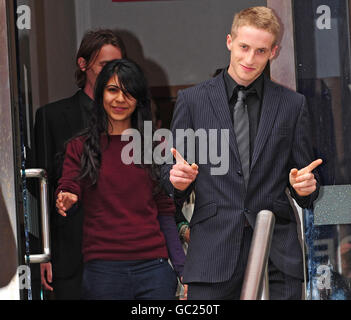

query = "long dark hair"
[75,29,127,88]
[78,59,160,191]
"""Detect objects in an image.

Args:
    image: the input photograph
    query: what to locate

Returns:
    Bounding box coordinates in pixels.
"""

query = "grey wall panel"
[75,0,267,87]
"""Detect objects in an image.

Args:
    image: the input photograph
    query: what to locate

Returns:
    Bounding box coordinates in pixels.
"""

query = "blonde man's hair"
[231,6,281,47]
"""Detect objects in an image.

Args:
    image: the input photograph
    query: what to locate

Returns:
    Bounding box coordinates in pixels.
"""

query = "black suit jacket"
[34,90,88,279]
[161,72,320,283]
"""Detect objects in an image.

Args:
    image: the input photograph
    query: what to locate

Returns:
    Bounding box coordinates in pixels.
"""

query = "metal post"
[240,210,275,300]
[260,265,270,300]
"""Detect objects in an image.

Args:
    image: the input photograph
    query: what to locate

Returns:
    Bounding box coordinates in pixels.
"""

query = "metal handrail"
[23,169,51,263]
[240,210,275,300]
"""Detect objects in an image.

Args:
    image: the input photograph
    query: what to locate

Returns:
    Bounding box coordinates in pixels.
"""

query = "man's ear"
[226,34,233,51]
[77,57,87,72]
[270,45,279,60]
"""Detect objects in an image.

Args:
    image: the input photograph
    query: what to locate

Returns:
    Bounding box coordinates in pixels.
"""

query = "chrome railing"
[240,210,275,300]
[23,169,51,263]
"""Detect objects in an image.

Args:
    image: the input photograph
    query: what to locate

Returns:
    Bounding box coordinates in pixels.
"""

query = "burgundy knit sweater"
[57,135,176,263]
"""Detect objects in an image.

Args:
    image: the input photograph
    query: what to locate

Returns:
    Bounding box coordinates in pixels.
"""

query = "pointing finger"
[297,159,322,175]
[293,159,323,176]
[305,158,323,173]
[171,148,188,165]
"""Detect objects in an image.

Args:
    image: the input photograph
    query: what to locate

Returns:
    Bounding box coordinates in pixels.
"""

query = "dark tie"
[233,88,251,188]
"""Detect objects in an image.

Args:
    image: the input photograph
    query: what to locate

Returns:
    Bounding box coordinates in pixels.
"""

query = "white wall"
[43,0,77,101]
[33,0,267,110]
[28,0,77,109]
[74,0,266,87]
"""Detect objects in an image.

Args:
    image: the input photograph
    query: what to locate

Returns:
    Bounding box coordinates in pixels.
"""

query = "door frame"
[0,0,27,300]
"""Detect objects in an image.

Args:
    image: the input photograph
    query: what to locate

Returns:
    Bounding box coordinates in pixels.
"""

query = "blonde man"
[162,7,322,300]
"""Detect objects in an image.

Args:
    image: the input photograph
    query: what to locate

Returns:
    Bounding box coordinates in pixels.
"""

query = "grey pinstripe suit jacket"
[161,71,320,283]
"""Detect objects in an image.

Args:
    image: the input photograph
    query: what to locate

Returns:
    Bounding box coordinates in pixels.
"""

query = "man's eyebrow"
[239,42,269,50]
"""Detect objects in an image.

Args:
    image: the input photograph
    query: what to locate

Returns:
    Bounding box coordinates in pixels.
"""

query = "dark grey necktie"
[233,89,251,188]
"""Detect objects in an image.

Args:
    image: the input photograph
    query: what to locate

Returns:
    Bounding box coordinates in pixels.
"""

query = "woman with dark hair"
[55,59,185,300]
[35,29,126,299]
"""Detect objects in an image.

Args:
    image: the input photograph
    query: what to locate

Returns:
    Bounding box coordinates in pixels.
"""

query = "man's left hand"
[289,159,323,197]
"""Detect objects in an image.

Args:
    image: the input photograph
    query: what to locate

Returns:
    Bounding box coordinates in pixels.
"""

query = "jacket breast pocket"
[189,202,217,227]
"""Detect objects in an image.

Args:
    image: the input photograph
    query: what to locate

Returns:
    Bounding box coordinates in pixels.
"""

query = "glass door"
[294,0,351,300]
[0,0,50,300]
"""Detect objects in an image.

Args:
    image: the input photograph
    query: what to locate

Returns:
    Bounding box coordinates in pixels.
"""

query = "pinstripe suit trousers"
[187,227,303,300]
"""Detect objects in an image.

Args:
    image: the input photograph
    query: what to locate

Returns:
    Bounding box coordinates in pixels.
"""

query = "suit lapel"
[250,77,281,170]
[206,72,242,164]
[206,74,282,174]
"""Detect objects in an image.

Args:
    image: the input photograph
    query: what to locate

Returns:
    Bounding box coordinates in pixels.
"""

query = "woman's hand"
[56,191,78,217]
[179,277,188,300]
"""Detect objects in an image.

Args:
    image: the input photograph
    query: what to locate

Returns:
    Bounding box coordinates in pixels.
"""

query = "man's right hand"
[40,262,53,292]
[169,148,199,191]
[56,191,78,217]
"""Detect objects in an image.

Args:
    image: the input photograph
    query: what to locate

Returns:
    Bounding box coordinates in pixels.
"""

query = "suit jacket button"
[237,170,243,176]
[244,208,250,214]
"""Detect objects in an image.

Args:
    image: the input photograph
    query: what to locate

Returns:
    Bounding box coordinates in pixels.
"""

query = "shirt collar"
[223,67,264,101]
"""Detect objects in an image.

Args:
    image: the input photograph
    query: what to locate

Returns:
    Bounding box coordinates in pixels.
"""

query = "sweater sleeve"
[158,215,185,278]
[55,138,84,201]
[154,190,185,278]
[154,190,176,216]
